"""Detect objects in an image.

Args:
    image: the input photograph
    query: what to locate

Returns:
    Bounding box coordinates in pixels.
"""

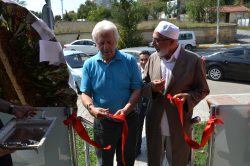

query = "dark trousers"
[136,110,146,152]
[93,111,138,166]
[0,119,13,166]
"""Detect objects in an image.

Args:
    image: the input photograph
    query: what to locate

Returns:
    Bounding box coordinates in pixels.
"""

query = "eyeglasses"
[152,38,171,43]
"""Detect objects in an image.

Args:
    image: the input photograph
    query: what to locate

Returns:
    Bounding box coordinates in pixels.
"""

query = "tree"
[77,0,98,20]
[87,5,111,22]
[63,10,70,21]
[55,15,62,22]
[30,11,42,19]
[147,0,166,19]
[186,0,225,23]
[63,11,77,21]
[163,2,174,17]
[16,0,27,6]
[111,0,145,49]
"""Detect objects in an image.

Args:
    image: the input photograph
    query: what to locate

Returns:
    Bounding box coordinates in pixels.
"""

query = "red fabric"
[167,94,224,149]
[63,112,128,166]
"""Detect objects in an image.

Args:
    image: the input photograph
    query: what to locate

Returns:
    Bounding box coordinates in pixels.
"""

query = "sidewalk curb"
[196,44,241,49]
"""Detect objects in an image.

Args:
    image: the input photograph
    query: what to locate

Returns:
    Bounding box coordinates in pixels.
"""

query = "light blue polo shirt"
[80,48,143,114]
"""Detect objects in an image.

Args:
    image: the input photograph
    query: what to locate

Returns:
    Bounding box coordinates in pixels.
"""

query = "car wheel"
[75,82,81,94]
[185,45,193,51]
[208,67,223,81]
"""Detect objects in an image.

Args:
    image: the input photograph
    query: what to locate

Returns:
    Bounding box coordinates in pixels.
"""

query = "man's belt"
[142,103,147,106]
[104,108,137,122]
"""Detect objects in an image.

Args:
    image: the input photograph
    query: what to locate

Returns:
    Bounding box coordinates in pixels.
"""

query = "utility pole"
[47,0,53,31]
[216,0,220,44]
[61,0,63,20]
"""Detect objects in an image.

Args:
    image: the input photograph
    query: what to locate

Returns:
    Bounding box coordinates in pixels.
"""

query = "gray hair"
[92,20,119,42]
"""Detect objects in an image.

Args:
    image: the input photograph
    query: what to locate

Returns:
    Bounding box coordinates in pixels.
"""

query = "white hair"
[92,20,119,42]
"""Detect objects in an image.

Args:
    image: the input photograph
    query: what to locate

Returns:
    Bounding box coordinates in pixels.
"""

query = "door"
[226,13,230,23]
[86,41,99,55]
[221,49,249,80]
[69,41,88,53]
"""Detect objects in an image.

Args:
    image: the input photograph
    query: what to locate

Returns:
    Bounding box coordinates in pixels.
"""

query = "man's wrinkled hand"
[152,78,165,92]
[170,93,186,106]
[113,109,127,122]
[90,107,109,120]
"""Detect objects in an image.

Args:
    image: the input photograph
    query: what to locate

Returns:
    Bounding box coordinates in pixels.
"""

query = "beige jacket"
[142,47,210,166]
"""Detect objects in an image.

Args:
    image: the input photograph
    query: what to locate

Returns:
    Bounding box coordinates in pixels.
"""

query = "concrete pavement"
[77,93,250,166]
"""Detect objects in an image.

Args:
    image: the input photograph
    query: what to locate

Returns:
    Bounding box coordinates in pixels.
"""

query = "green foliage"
[63,10,77,21]
[55,15,62,22]
[163,2,176,17]
[16,0,27,6]
[77,0,98,20]
[186,0,225,23]
[193,122,208,166]
[111,0,145,49]
[224,0,235,5]
[74,128,98,165]
[147,0,166,19]
[87,5,111,23]
[30,11,42,19]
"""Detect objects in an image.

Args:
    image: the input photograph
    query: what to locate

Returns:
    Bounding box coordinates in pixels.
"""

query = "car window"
[87,41,95,45]
[65,54,87,68]
[72,41,80,45]
[178,33,193,40]
[223,50,245,59]
[78,53,90,61]
[78,41,86,45]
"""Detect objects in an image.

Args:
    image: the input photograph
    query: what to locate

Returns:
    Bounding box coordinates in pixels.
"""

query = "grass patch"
[54,20,230,34]
[237,26,250,31]
[193,122,208,166]
[74,127,98,166]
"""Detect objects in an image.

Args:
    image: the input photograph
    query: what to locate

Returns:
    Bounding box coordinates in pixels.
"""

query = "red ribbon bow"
[63,112,128,166]
[167,94,224,149]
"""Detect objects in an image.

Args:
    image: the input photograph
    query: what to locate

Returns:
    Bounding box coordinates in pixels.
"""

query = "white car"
[120,47,156,65]
[64,50,90,94]
[63,39,99,56]
[148,31,197,51]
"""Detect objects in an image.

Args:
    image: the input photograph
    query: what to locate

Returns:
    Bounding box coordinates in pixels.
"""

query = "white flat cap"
[155,21,179,39]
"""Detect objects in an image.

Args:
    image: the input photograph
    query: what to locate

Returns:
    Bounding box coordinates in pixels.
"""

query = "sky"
[25,0,85,17]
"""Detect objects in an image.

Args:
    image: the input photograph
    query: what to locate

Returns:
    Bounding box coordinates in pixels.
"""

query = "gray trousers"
[93,112,138,166]
[160,136,172,166]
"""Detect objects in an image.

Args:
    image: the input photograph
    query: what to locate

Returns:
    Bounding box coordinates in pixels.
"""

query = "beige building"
[219,5,250,23]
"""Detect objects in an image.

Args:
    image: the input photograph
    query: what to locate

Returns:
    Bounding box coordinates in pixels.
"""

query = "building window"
[235,13,245,20]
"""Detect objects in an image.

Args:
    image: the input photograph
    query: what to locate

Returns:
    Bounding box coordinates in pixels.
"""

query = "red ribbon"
[167,94,224,149]
[63,112,128,166]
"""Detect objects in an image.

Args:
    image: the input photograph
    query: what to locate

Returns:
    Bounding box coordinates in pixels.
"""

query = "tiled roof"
[220,5,250,12]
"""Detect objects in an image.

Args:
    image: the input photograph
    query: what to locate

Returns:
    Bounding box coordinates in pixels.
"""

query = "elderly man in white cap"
[141,21,210,166]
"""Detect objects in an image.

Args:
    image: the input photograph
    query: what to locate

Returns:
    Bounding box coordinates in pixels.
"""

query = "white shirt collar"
[140,66,144,74]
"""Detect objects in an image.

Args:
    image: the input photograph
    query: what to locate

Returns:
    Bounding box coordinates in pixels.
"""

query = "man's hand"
[113,109,128,122]
[152,78,165,92]
[89,107,109,120]
[170,93,187,106]
[12,105,39,118]
[0,141,15,157]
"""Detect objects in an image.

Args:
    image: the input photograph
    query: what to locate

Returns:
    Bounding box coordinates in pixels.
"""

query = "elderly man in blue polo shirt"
[80,20,143,166]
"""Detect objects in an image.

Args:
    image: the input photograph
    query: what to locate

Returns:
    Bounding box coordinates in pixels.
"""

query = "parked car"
[202,47,250,81]
[148,31,197,51]
[120,47,156,64]
[63,39,99,56]
[64,50,90,93]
